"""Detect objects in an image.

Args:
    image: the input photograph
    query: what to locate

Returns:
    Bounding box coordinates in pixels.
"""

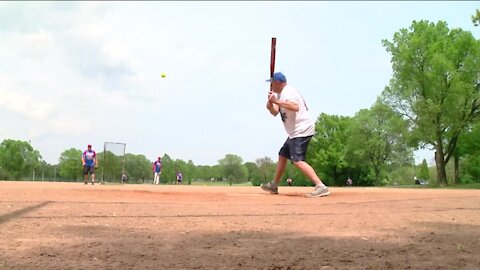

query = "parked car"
[415,179,429,185]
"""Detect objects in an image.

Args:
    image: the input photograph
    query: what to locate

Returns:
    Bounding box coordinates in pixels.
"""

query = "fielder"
[152,156,162,185]
[82,144,98,185]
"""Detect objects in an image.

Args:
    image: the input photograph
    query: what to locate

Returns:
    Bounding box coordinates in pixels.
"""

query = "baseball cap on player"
[88,144,92,147]
[266,72,287,83]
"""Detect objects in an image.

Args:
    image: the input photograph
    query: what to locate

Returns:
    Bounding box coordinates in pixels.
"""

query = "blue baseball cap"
[266,72,287,82]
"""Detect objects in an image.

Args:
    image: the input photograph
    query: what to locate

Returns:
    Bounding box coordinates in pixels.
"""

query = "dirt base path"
[0,182,479,269]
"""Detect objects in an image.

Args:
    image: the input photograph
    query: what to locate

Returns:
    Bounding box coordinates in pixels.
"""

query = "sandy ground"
[0,181,479,270]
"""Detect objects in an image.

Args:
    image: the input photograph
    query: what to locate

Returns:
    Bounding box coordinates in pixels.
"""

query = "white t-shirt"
[276,84,315,138]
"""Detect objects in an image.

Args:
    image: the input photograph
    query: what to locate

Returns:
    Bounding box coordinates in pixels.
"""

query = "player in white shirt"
[261,72,330,198]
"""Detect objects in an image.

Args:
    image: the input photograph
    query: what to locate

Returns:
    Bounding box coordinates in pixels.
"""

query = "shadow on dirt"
[2,221,479,270]
[0,201,52,225]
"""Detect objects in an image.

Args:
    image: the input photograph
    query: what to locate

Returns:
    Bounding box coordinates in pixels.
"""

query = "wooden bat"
[270,37,276,81]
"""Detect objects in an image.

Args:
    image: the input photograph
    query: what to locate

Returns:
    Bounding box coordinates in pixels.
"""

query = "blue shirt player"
[82,144,97,185]
[176,171,183,184]
[152,157,162,185]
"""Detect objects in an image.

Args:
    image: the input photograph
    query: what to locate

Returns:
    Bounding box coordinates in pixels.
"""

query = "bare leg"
[292,161,325,186]
[272,156,288,185]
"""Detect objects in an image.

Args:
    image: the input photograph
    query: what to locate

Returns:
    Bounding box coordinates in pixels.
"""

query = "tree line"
[1,14,479,186]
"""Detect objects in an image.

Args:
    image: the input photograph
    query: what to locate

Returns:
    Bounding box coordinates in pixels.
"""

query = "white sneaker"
[306,185,330,198]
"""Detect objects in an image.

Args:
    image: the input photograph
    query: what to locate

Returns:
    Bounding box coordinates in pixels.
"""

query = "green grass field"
[392,182,480,189]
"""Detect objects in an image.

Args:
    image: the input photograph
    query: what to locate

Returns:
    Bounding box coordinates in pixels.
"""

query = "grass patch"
[388,182,480,189]
[188,180,252,186]
[443,183,480,189]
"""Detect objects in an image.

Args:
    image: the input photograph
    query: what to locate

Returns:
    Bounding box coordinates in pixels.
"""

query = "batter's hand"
[268,91,278,104]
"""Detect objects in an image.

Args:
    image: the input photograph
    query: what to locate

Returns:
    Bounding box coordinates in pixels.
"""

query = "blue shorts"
[83,165,95,175]
[278,136,313,162]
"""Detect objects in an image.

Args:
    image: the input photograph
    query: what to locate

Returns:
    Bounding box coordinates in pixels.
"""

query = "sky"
[0,1,478,166]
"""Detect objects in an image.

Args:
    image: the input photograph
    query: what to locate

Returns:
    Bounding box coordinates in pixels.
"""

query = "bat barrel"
[270,37,277,79]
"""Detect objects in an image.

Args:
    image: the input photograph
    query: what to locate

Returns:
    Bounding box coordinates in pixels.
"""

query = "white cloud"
[0,88,54,121]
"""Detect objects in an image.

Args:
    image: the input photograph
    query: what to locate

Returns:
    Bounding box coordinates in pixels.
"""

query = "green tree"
[418,159,430,180]
[244,162,261,184]
[462,155,480,182]
[160,154,174,184]
[457,122,480,182]
[171,158,188,184]
[0,139,42,180]
[218,154,247,184]
[185,160,196,184]
[310,113,352,186]
[347,101,412,185]
[37,160,56,181]
[382,20,480,186]
[0,166,7,180]
[124,153,151,183]
[196,165,214,181]
[58,148,82,181]
[472,9,480,26]
[255,157,276,184]
[98,150,123,182]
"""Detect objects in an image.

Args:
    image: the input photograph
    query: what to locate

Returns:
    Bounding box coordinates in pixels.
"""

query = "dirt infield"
[0,182,479,270]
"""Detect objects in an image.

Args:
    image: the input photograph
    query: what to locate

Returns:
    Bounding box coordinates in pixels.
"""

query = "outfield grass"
[391,182,480,189]
[188,180,253,186]
[442,182,480,189]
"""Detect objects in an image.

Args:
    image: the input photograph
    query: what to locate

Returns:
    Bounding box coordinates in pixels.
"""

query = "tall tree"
[457,121,480,182]
[244,162,261,184]
[347,101,412,185]
[196,165,215,181]
[124,153,151,182]
[418,159,430,181]
[0,139,42,180]
[160,154,174,184]
[98,150,122,182]
[382,20,480,186]
[218,154,247,184]
[38,161,56,181]
[185,160,196,184]
[255,157,276,183]
[58,148,82,181]
[309,113,352,186]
